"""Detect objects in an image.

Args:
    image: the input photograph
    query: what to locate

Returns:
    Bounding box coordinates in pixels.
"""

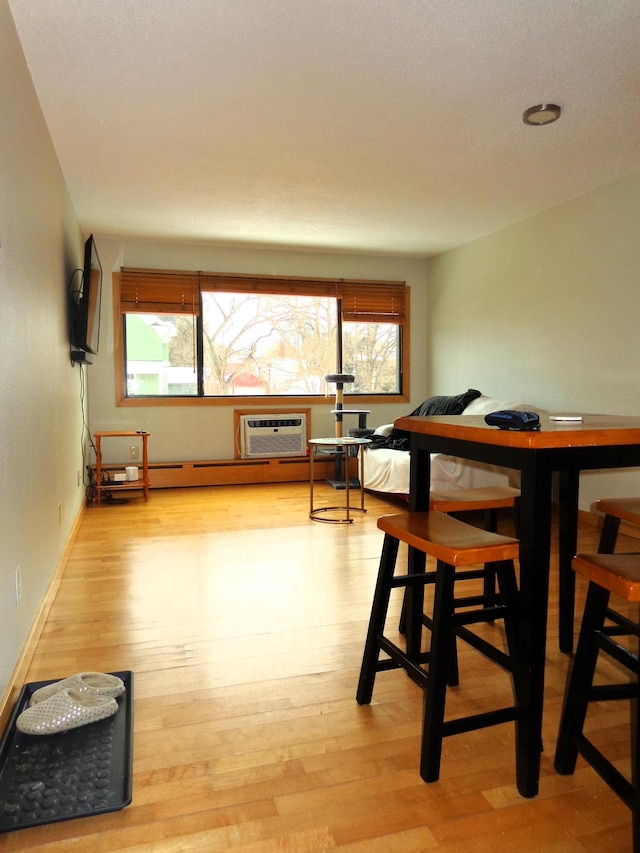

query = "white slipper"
[16,688,118,736]
[30,672,125,705]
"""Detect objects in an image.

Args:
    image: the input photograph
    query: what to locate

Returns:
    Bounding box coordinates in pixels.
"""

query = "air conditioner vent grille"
[246,418,303,429]
[240,413,307,459]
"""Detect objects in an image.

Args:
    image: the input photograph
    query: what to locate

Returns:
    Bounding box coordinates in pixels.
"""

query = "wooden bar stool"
[357,511,521,783]
[398,485,520,634]
[596,497,640,554]
[554,553,640,851]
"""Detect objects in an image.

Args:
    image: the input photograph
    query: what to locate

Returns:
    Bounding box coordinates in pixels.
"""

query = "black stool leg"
[495,559,520,662]
[554,581,611,774]
[482,508,498,600]
[398,551,427,635]
[513,497,521,539]
[398,581,407,634]
[399,556,460,688]
[481,502,520,599]
[598,514,621,554]
[495,559,526,738]
[420,559,456,783]
[356,533,400,705]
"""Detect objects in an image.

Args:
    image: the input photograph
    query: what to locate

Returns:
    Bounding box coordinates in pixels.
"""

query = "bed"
[361,393,539,496]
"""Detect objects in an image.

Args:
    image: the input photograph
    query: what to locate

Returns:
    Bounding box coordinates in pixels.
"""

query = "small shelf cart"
[94,431,150,503]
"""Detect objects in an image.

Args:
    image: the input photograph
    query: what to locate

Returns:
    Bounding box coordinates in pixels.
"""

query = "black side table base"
[309,506,367,524]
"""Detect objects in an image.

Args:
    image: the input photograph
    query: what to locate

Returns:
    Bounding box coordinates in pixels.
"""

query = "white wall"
[0,0,86,700]
[88,238,429,461]
[426,171,640,510]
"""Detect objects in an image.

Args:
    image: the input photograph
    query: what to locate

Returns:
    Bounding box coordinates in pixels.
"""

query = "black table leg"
[515,459,553,797]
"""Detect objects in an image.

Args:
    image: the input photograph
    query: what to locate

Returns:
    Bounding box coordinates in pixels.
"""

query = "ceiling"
[8,0,640,257]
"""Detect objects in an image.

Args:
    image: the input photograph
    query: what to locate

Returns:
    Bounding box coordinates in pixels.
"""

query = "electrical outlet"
[15,565,22,605]
[58,502,62,525]
[77,468,82,487]
[130,444,139,460]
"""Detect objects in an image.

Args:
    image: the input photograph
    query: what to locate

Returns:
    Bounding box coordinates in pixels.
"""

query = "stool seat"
[596,497,640,525]
[378,511,519,566]
[596,497,640,555]
[572,552,640,601]
[429,485,520,513]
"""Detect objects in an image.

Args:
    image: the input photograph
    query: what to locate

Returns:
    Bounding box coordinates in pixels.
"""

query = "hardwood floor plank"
[0,483,636,850]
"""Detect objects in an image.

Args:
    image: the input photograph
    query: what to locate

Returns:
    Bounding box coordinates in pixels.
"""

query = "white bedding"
[362,447,512,495]
[361,395,537,496]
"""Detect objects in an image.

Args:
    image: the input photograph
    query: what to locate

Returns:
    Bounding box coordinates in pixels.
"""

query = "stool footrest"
[389,572,437,589]
[606,608,640,636]
[455,626,515,672]
[390,569,496,590]
[572,733,635,809]
[589,683,638,702]
[374,638,430,689]
[443,706,519,737]
[597,631,640,674]
[451,594,503,612]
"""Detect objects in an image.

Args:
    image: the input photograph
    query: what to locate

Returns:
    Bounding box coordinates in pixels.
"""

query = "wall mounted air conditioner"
[240,413,307,459]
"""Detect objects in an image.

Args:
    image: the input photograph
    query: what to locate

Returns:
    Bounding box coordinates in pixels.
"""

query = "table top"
[309,437,372,446]
[394,413,640,449]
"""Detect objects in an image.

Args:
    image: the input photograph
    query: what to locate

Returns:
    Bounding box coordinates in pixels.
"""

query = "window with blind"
[115,269,408,403]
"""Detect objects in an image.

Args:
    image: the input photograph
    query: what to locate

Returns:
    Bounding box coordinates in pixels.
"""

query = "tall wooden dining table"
[394,412,640,798]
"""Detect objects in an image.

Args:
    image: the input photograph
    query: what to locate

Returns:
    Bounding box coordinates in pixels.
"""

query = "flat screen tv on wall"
[70,234,102,365]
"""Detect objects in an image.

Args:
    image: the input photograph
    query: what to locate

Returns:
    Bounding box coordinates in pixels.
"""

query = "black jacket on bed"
[368,389,482,452]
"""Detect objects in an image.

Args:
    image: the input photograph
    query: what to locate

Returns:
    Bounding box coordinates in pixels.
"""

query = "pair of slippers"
[16,672,126,736]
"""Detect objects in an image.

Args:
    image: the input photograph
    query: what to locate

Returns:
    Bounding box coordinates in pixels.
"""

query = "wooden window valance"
[119,268,406,324]
[119,269,201,315]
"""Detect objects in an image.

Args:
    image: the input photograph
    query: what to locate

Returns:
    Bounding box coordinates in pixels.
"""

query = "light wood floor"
[1,483,636,851]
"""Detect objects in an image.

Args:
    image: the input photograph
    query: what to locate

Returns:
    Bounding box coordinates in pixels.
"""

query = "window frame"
[113,269,410,407]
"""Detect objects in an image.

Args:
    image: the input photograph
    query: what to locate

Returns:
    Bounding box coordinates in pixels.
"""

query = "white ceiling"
[8,0,640,256]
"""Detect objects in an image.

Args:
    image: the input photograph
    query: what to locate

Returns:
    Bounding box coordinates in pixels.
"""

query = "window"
[114,269,408,405]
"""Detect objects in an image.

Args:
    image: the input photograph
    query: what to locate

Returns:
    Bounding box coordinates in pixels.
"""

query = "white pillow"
[463,395,538,416]
[373,423,394,437]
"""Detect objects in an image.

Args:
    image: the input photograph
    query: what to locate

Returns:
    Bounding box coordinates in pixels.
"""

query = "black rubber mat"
[0,671,133,833]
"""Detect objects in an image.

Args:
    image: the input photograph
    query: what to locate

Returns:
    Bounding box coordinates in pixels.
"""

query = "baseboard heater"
[239,413,307,459]
[94,454,334,490]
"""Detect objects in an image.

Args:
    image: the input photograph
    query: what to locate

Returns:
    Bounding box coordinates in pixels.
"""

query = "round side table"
[308,437,371,523]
